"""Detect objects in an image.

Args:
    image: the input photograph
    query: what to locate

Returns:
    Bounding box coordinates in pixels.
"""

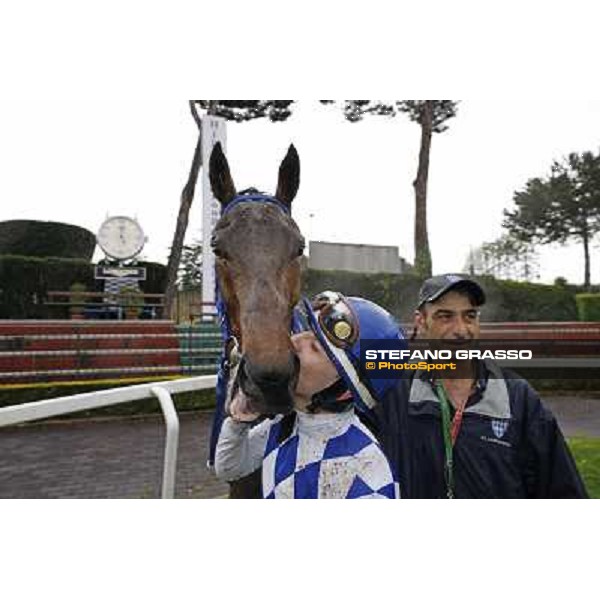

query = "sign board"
[201,115,227,318]
[95,265,147,280]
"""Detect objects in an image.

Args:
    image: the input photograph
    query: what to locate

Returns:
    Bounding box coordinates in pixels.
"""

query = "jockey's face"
[291,331,339,401]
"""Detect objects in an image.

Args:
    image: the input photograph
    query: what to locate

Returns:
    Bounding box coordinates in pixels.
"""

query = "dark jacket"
[373,361,588,498]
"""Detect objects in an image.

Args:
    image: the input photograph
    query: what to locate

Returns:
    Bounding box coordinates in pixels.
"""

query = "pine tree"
[322,100,458,277]
[503,150,600,289]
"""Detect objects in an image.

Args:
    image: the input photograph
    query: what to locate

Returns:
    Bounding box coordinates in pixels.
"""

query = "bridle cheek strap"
[318,329,377,410]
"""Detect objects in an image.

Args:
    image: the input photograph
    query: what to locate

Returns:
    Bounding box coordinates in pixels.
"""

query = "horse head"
[209,142,304,415]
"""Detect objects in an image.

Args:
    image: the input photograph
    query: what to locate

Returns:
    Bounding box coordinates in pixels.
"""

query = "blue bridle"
[220,192,291,217]
[208,192,292,466]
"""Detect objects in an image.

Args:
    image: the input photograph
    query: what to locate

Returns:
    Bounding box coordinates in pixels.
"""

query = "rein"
[208,192,292,466]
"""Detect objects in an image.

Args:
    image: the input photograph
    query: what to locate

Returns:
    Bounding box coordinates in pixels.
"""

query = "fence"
[45,290,166,320]
[3,320,600,387]
[0,320,222,387]
[44,288,213,323]
[0,374,217,498]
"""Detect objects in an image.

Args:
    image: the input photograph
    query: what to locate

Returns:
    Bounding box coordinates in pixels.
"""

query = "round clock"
[96,216,146,261]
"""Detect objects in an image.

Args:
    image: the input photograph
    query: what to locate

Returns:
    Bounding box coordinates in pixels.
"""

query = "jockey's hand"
[229,390,260,423]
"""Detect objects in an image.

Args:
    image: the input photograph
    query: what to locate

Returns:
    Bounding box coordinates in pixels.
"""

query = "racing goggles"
[308,291,359,349]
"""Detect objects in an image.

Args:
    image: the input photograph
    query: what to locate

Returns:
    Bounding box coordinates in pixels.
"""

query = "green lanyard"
[434,380,454,499]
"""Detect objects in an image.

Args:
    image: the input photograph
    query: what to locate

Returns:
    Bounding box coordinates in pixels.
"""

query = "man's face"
[291,331,340,398]
[414,290,481,341]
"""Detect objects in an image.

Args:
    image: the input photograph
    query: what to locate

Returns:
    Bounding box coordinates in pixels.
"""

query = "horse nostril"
[245,361,292,386]
[244,355,298,394]
[239,354,297,414]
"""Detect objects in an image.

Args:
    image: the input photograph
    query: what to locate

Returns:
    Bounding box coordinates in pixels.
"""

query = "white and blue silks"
[215,409,400,499]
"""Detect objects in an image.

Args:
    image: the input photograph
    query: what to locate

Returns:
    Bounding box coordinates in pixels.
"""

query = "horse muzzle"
[235,354,299,415]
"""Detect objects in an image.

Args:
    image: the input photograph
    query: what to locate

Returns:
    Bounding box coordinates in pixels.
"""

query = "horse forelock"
[214,203,303,266]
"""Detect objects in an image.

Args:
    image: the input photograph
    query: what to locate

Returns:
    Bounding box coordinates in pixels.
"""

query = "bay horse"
[209,142,304,496]
[209,142,303,415]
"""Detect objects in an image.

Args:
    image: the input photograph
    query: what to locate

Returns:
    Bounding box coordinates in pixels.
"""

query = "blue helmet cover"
[293,294,407,411]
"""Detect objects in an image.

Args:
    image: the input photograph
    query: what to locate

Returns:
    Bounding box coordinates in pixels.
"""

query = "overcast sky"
[1,98,599,285]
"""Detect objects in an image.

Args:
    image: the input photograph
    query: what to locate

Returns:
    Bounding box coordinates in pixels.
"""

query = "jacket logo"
[491,419,509,439]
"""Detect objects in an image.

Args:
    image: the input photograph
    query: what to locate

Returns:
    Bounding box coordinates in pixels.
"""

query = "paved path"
[0,396,598,499]
[543,396,600,439]
[0,411,228,499]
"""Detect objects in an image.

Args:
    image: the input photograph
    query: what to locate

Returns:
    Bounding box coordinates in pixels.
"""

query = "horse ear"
[209,142,237,205]
[276,144,300,206]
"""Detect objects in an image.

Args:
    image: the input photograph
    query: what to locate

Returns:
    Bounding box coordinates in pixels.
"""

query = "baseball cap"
[417,274,486,308]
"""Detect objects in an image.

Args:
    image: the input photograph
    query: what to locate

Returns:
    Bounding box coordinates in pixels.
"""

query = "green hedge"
[478,276,577,322]
[303,269,579,322]
[0,257,588,322]
[575,294,600,321]
[0,255,167,319]
[304,269,422,322]
[0,255,95,319]
[0,220,96,260]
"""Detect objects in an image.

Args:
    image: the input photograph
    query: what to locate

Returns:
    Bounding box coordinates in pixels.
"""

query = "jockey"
[214,291,407,499]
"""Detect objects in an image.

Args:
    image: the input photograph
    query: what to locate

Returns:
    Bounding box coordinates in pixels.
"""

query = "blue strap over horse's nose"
[221,193,291,216]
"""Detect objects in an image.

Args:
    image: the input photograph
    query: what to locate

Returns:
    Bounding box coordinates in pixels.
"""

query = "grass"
[568,437,600,498]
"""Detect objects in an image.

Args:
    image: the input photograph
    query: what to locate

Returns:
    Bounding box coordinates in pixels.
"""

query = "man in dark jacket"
[374,274,588,498]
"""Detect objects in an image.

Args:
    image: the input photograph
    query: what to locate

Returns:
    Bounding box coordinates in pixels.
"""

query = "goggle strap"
[319,333,377,410]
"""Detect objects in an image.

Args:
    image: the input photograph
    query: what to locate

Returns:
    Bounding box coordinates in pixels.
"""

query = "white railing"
[0,375,217,499]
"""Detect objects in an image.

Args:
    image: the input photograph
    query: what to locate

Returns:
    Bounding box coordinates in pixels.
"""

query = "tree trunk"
[163,105,203,319]
[412,101,433,278]
[582,226,591,291]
